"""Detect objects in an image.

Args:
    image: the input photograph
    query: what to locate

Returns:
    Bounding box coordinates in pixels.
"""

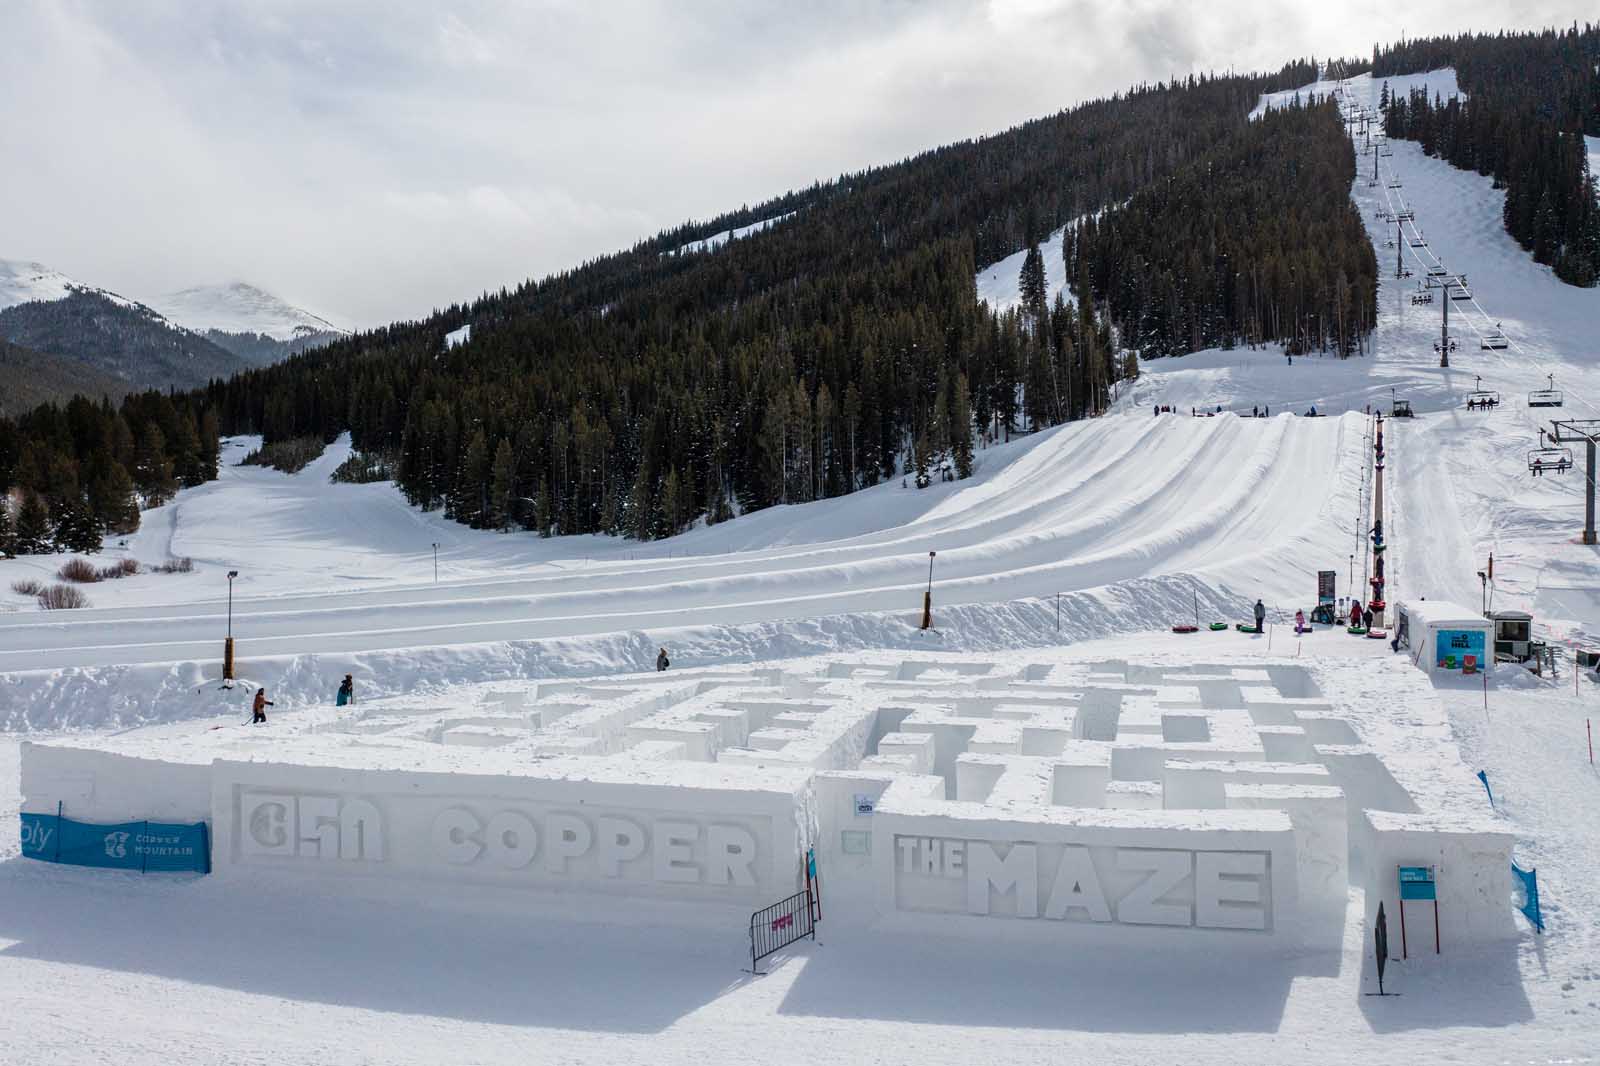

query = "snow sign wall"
[19,650,1516,951]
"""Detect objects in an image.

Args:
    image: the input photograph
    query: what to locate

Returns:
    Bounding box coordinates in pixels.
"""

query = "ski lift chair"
[1427,266,1448,277]
[1449,286,1472,301]
[1465,390,1500,411]
[1480,328,1508,350]
[1528,374,1563,407]
[1527,446,1572,475]
[1410,286,1433,305]
[1409,233,1428,247]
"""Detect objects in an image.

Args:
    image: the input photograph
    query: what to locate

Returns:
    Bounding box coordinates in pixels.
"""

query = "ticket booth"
[1394,600,1493,676]
[1490,610,1534,663]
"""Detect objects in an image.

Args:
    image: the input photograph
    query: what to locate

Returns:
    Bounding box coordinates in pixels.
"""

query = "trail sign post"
[1397,865,1440,957]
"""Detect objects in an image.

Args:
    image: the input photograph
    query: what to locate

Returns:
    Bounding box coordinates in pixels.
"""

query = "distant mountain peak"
[0,257,138,312]
[151,281,346,342]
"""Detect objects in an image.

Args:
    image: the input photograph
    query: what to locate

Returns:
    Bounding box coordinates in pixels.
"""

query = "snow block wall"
[19,651,1517,953]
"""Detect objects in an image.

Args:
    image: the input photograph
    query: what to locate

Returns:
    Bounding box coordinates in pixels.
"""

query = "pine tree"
[951,373,974,479]
[53,491,102,553]
[453,429,489,527]
[0,494,14,557]
[659,467,684,537]
[489,438,516,531]
[15,491,51,555]
[534,477,554,537]
[1019,243,1048,328]
[134,423,176,506]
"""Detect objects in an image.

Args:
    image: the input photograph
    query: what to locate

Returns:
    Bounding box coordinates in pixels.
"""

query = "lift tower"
[1548,419,1600,545]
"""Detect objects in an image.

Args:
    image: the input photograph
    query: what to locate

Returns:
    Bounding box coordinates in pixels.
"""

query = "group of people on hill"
[1153,405,1228,417]
[244,651,677,726]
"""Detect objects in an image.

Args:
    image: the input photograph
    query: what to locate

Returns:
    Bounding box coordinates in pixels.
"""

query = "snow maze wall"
[20,651,1516,951]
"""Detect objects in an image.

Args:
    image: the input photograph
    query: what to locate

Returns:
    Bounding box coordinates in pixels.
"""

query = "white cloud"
[0,0,1590,328]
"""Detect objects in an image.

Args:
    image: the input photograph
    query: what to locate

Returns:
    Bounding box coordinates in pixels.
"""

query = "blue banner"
[1435,628,1486,672]
[1512,862,1543,933]
[20,812,210,874]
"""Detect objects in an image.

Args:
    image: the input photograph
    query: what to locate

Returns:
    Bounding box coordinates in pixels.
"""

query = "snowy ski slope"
[0,413,1366,725]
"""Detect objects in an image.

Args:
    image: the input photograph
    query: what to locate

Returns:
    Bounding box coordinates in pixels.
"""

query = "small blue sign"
[1398,865,1436,901]
[20,812,210,874]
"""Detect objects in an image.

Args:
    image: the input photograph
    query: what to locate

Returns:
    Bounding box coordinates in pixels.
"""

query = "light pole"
[920,551,937,631]
[432,543,439,583]
[224,570,239,683]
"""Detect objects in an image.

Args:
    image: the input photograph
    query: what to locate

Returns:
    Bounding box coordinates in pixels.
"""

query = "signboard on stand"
[1396,865,1440,957]
[1317,571,1336,604]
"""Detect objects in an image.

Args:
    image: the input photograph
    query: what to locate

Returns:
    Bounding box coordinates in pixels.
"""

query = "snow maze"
[21,651,1516,951]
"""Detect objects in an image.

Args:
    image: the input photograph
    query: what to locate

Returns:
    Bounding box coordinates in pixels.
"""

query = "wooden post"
[223,637,235,682]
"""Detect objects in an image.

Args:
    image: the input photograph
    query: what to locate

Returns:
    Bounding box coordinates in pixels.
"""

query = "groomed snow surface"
[2,66,1600,1062]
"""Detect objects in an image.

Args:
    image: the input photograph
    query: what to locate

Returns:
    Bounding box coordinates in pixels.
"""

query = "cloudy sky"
[0,1,1589,328]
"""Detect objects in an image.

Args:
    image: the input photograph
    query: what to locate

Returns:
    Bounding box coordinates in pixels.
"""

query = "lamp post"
[224,570,239,683]
[920,551,937,631]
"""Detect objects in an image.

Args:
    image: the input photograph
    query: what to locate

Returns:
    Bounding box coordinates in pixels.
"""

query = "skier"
[251,687,274,724]
[656,647,670,672]
[1295,609,1306,634]
[336,674,354,707]
[1253,599,1266,633]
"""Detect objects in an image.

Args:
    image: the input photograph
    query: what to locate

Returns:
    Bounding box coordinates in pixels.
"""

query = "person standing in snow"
[1363,605,1375,630]
[1295,609,1306,634]
[336,674,354,707]
[1349,601,1363,629]
[656,647,670,672]
[1253,599,1266,632]
[252,687,274,724]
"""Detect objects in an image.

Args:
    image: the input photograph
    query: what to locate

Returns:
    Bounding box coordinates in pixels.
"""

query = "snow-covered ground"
[2,631,1596,1064]
[0,412,1365,727]
[3,65,1600,1064]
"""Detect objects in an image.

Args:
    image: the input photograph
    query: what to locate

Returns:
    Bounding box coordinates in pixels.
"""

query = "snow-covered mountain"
[150,281,345,343]
[0,258,137,312]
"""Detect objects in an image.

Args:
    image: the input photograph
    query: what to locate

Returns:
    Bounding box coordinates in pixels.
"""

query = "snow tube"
[1347,626,1368,635]
[1172,624,1199,634]
[1208,622,1229,631]
[1368,599,1387,611]
[1373,543,1387,553]
[1235,624,1261,634]
[1366,628,1389,640]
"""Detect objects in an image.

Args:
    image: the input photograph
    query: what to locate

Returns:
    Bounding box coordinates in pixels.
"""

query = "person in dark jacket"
[1363,606,1375,630]
[252,687,274,724]
[656,647,670,672]
[1253,599,1266,632]
[336,675,354,707]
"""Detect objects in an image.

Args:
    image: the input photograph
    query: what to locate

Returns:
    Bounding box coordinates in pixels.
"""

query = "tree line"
[1375,26,1600,286]
[1067,98,1378,358]
[0,392,219,555]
